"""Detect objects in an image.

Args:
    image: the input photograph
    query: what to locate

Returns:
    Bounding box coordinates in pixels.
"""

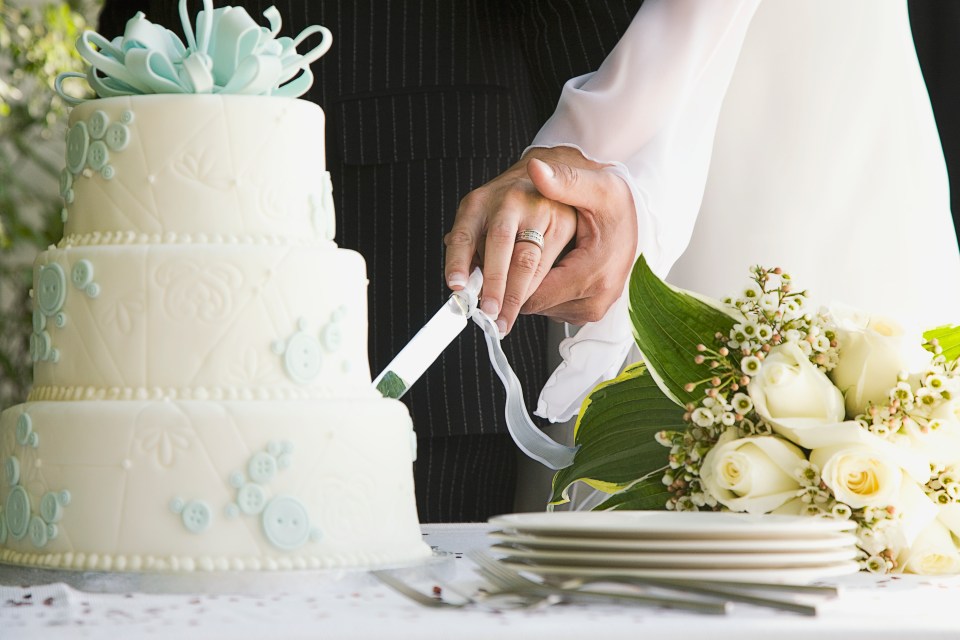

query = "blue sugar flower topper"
[56,0,332,102]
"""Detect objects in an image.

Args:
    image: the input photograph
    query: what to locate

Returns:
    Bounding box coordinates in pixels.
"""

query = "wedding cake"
[0,3,432,572]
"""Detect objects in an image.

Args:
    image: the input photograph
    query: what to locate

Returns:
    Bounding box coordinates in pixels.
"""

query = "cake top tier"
[59,93,333,244]
[56,0,331,102]
[55,2,336,245]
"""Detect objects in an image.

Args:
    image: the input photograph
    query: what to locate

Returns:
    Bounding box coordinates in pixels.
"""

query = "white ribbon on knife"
[373,268,578,470]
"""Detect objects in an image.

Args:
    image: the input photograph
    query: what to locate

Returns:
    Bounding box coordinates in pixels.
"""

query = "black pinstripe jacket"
[97,0,642,439]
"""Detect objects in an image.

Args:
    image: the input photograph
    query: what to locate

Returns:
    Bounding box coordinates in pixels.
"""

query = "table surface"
[2,523,960,640]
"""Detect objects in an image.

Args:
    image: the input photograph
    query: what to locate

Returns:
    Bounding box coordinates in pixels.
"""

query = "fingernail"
[496,318,508,336]
[448,274,467,288]
[538,158,554,178]
[480,299,499,317]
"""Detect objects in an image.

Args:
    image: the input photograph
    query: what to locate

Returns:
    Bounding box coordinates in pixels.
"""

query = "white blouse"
[531,0,960,423]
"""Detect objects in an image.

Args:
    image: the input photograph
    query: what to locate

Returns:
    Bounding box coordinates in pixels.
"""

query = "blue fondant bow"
[56,0,331,102]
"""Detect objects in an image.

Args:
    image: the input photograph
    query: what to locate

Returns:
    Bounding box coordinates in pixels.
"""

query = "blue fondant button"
[104,123,130,150]
[87,141,109,171]
[34,331,52,362]
[40,492,63,523]
[32,309,46,333]
[29,515,48,548]
[181,500,212,534]
[37,264,67,316]
[4,456,20,486]
[16,413,32,445]
[71,260,94,289]
[6,486,31,540]
[247,452,277,484]
[59,169,72,198]
[283,333,322,384]
[66,122,89,173]
[88,110,109,138]
[29,333,39,362]
[321,324,342,352]
[261,496,311,550]
[237,483,267,515]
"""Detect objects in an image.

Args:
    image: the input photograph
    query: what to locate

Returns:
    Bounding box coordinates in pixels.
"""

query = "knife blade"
[373,269,482,399]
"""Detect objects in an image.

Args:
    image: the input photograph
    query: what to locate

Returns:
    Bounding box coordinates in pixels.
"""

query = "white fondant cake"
[0,92,431,571]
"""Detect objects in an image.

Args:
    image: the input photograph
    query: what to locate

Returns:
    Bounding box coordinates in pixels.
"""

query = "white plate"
[490,511,856,540]
[502,558,861,585]
[490,530,860,553]
[491,544,859,569]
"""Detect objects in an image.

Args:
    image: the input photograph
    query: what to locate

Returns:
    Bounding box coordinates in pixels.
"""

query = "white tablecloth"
[2,523,960,640]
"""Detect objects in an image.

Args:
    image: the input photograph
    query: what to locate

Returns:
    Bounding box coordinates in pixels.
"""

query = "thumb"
[527,157,607,212]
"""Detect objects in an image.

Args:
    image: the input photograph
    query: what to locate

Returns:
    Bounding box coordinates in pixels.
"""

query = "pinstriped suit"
[98,0,642,521]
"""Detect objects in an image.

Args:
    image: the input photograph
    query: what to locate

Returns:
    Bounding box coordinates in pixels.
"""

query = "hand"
[444,147,597,335]
[444,146,636,334]
[520,155,637,326]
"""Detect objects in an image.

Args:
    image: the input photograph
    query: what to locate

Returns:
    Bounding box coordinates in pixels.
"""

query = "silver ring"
[515,229,545,250]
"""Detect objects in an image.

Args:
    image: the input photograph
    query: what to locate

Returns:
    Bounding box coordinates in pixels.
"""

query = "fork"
[371,569,544,611]
[468,550,728,615]
[559,574,822,616]
[472,551,828,616]
[371,570,471,608]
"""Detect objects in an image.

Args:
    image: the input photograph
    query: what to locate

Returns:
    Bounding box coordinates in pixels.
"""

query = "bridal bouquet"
[551,256,960,575]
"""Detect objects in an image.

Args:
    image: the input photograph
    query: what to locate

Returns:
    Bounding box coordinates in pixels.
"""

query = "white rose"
[748,342,845,447]
[700,430,806,514]
[829,315,908,417]
[811,444,902,509]
[898,519,960,575]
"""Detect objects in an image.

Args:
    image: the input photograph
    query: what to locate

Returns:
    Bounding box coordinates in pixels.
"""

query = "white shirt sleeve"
[532,0,761,422]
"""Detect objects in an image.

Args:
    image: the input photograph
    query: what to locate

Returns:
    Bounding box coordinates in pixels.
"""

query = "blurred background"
[1,0,959,409]
[0,0,100,406]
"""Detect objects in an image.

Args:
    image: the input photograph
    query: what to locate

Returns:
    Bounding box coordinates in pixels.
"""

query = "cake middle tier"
[30,244,375,399]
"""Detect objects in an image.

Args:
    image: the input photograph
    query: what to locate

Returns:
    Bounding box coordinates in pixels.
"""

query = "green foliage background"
[0,0,101,407]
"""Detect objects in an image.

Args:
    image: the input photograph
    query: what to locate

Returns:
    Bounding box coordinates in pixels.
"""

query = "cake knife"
[373,268,483,400]
[373,268,578,470]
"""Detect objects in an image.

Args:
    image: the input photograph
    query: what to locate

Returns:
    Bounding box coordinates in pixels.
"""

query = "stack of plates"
[488,511,860,584]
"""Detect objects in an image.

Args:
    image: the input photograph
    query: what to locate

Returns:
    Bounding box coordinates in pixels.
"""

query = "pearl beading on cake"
[59,232,336,248]
[0,546,431,572]
[27,385,380,402]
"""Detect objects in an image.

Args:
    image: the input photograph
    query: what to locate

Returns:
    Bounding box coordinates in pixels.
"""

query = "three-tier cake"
[0,2,431,573]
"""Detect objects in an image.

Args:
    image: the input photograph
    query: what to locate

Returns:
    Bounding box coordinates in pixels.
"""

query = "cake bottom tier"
[0,398,430,572]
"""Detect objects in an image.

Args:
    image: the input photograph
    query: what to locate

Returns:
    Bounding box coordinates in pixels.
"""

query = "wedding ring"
[515,229,545,250]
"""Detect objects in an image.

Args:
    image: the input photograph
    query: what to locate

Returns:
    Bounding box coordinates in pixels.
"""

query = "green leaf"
[628,255,738,405]
[594,476,674,511]
[923,324,960,362]
[550,363,685,506]
[375,370,407,399]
